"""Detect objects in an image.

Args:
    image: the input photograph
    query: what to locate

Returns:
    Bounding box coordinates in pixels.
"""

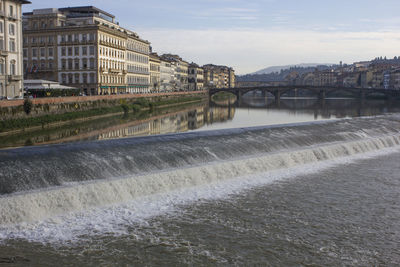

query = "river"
[0,96,400,266]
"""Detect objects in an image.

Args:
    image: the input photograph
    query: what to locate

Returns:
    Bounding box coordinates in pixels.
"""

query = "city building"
[160,54,188,91]
[125,32,150,94]
[149,52,160,92]
[203,64,235,89]
[0,0,31,99]
[188,63,204,91]
[160,58,174,92]
[23,6,151,95]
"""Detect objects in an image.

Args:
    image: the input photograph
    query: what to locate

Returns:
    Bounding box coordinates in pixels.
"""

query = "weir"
[1,114,400,225]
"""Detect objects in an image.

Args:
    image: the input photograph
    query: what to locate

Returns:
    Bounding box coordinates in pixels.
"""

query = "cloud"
[137,28,400,74]
[191,7,259,21]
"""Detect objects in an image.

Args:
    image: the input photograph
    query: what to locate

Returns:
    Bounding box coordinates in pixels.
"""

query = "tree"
[23,98,33,115]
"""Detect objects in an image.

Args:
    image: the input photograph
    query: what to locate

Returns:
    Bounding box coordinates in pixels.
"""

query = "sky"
[23,0,400,74]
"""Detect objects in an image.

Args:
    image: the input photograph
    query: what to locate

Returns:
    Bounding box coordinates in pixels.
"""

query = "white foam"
[0,135,400,244]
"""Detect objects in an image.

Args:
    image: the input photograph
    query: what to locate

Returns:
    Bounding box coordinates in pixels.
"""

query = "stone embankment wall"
[0,91,207,120]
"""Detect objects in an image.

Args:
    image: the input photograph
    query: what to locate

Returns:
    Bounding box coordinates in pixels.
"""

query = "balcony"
[109,68,122,74]
[8,75,22,81]
[8,13,18,20]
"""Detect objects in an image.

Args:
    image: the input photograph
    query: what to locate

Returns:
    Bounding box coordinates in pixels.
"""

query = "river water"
[1,97,400,266]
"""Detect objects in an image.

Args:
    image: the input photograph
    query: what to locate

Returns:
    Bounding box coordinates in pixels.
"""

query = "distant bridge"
[209,85,400,102]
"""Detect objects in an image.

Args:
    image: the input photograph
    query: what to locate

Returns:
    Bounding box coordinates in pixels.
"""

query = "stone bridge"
[209,85,400,102]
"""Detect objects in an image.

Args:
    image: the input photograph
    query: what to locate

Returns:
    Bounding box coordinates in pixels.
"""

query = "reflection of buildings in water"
[188,107,205,130]
[204,106,236,125]
[98,105,236,140]
[98,113,190,140]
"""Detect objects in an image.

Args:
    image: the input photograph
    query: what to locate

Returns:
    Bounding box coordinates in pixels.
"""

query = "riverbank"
[0,94,206,134]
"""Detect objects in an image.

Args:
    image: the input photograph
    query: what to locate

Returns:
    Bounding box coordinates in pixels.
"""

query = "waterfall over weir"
[1,115,400,226]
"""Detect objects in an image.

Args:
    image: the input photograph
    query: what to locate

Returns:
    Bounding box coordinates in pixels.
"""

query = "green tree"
[23,99,33,115]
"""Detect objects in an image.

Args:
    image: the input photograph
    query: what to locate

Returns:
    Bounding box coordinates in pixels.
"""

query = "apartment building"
[23,6,150,95]
[188,63,204,91]
[149,52,160,92]
[203,64,235,89]
[0,0,31,99]
[126,34,150,94]
[160,58,174,92]
[160,54,188,91]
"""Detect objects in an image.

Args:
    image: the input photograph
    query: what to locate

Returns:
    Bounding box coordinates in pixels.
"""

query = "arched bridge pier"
[209,86,400,103]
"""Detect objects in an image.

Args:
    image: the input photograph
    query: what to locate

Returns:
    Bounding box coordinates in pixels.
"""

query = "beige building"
[0,0,31,99]
[203,64,235,89]
[23,6,151,95]
[149,52,160,92]
[126,33,150,94]
[160,58,174,92]
[160,54,188,91]
[188,63,204,91]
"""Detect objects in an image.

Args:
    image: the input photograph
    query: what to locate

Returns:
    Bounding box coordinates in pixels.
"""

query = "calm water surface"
[1,97,399,149]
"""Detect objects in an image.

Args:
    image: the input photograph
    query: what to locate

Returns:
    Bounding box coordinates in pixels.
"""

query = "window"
[67,35,72,42]
[61,59,66,70]
[48,60,53,69]
[74,73,80,83]
[89,58,95,69]
[82,58,87,69]
[74,46,79,56]
[74,59,79,69]
[40,47,45,57]
[68,59,73,70]
[9,24,15,35]
[89,46,95,56]
[83,73,87,83]
[9,39,15,52]
[10,60,16,75]
[0,60,4,74]
[40,60,45,70]
[0,21,3,33]
[61,74,66,84]
[89,33,95,41]
[74,34,79,42]
[23,49,27,57]
[82,46,87,55]
[82,34,87,41]
[68,74,73,84]
[40,36,45,43]
[48,36,54,44]
[32,37,37,43]
[68,47,72,56]
[48,47,53,57]
[61,35,65,42]
[0,37,3,50]
[89,73,95,83]
[9,5,13,17]
[61,47,66,56]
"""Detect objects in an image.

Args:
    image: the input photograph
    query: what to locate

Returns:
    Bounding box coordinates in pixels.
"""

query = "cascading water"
[1,114,400,226]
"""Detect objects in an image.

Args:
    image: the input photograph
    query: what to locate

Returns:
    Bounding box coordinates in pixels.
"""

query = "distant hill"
[251,63,334,75]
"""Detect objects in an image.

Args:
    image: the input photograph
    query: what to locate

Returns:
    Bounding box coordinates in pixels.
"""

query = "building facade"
[203,64,235,89]
[188,63,204,91]
[23,6,151,95]
[160,58,174,92]
[0,0,31,99]
[149,52,160,92]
